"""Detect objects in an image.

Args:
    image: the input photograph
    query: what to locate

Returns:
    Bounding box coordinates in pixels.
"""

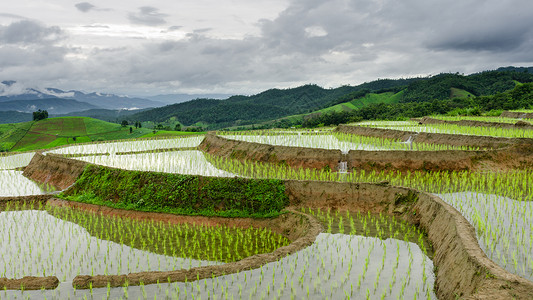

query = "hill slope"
[131,81,416,129]
[0,117,154,152]
[129,69,533,129]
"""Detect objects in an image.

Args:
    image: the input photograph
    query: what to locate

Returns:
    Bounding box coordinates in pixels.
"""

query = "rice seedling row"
[432,115,532,124]
[436,192,533,281]
[362,122,533,138]
[218,130,476,152]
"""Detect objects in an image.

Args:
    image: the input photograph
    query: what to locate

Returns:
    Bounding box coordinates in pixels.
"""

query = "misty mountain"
[146,93,232,104]
[0,98,99,115]
[55,108,151,122]
[0,111,33,124]
[0,81,163,110]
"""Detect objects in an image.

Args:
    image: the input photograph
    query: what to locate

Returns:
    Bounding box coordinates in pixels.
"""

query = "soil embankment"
[22,152,88,190]
[200,132,533,172]
[416,116,533,130]
[501,111,533,119]
[199,133,342,170]
[0,276,59,290]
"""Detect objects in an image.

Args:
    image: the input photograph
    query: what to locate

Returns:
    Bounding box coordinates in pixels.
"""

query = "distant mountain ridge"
[0,81,163,110]
[146,93,232,104]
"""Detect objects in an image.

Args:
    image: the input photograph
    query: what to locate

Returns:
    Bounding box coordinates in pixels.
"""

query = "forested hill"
[130,69,533,129]
[131,81,415,127]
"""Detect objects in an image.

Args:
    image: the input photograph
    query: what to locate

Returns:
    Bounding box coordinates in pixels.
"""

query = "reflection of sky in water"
[5,233,436,300]
[0,170,43,196]
[223,134,388,152]
[75,150,234,177]
[436,192,533,281]
[46,136,204,155]
[0,152,35,170]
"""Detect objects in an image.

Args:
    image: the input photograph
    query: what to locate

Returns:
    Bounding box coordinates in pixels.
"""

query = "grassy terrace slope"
[0,117,198,152]
[60,164,289,218]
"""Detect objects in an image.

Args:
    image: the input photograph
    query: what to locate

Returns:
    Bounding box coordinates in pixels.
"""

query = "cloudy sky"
[1,0,533,96]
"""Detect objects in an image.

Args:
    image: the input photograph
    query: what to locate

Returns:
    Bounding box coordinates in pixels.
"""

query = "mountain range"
[1,66,533,126]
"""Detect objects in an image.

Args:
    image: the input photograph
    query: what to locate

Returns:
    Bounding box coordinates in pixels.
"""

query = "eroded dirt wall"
[284,180,533,300]
[199,133,342,170]
[336,124,515,149]
[22,152,88,190]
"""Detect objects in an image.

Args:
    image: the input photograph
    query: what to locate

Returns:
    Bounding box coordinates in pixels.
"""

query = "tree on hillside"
[121,120,129,127]
[33,110,48,121]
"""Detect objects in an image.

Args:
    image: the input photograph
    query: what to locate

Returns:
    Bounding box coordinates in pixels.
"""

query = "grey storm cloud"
[1,0,533,96]
[128,7,168,26]
[75,2,95,13]
[0,20,63,45]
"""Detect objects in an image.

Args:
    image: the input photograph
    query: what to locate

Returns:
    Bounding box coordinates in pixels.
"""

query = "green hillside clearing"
[1,117,158,152]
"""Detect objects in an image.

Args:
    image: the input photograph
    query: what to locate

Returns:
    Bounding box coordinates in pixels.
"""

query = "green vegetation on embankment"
[59,164,289,218]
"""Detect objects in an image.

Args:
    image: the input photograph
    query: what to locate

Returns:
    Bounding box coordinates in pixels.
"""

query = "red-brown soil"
[22,152,88,190]
[0,194,53,210]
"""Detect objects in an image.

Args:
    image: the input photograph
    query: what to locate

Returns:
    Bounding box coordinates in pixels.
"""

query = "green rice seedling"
[217,130,475,152]
[362,121,533,138]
